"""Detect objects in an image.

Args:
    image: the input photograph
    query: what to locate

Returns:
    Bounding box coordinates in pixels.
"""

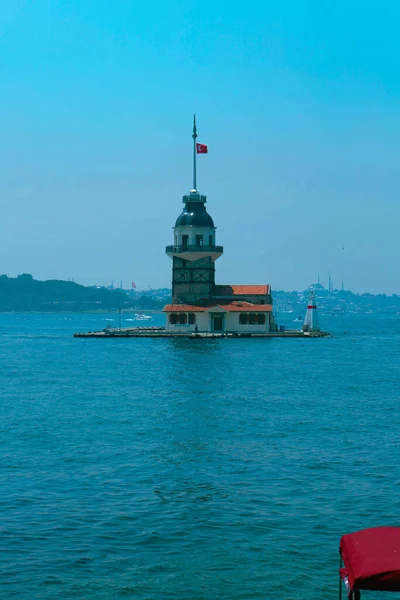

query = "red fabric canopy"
[340,527,400,592]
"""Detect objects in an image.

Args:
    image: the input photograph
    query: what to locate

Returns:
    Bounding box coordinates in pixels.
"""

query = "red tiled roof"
[164,304,207,312]
[164,302,272,313]
[217,303,272,312]
[214,285,271,295]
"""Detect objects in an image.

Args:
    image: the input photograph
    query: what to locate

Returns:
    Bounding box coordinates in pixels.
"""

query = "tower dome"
[168,189,221,259]
[175,199,215,228]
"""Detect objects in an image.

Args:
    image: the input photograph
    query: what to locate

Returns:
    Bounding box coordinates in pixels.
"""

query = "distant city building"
[164,117,275,334]
[307,281,326,293]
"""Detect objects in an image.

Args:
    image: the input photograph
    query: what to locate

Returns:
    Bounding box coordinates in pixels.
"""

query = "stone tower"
[165,117,223,304]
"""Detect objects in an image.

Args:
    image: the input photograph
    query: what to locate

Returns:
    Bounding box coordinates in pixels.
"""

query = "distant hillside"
[0,274,135,312]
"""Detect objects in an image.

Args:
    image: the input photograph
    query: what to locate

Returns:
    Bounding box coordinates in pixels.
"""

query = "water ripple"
[0,312,399,599]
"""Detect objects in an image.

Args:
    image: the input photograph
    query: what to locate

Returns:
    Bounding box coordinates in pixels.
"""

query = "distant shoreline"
[0,309,165,315]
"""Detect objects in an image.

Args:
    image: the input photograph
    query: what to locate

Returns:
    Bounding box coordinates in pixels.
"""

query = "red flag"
[131,282,136,289]
[196,143,208,154]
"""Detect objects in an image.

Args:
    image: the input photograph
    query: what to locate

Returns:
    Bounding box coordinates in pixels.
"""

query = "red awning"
[340,527,400,592]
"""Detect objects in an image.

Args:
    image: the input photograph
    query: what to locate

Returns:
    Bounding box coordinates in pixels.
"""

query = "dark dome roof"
[175,202,215,228]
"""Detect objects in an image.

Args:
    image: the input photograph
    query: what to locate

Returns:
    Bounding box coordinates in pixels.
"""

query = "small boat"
[133,314,153,321]
[339,526,400,599]
[293,316,303,322]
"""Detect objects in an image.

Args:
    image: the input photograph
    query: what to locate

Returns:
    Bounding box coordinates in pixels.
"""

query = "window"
[188,313,196,324]
[196,235,203,247]
[239,313,266,325]
[179,313,187,325]
[182,235,189,248]
[260,300,265,305]
[209,235,213,246]
[169,314,177,324]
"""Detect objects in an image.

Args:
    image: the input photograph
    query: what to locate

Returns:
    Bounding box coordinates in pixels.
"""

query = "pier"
[73,327,329,339]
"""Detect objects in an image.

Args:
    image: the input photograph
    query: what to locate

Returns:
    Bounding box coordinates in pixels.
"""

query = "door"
[212,315,224,332]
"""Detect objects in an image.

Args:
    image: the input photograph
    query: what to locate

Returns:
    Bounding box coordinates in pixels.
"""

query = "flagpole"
[192,114,197,191]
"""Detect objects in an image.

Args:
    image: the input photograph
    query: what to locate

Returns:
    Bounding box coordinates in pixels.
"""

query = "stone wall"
[172,256,215,304]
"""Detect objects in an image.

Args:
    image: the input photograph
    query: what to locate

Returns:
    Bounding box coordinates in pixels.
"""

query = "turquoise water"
[1,312,400,599]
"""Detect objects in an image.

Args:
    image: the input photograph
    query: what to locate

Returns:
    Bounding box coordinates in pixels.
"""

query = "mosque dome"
[175,202,215,228]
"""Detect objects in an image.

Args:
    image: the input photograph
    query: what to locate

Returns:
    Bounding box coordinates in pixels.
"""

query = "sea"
[1,311,400,600]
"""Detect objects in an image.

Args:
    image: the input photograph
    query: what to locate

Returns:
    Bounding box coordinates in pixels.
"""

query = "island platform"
[73,326,329,339]
[73,118,329,341]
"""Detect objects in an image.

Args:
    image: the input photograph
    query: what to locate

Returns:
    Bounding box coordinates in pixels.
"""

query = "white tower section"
[303,290,321,332]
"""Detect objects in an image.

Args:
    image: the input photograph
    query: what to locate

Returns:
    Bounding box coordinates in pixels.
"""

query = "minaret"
[166,116,223,304]
[303,290,321,332]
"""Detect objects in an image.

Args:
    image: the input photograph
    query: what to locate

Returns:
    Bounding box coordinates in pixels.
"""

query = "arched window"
[188,313,196,324]
[169,313,177,324]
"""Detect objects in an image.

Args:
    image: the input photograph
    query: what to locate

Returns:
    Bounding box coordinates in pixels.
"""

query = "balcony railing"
[166,245,224,254]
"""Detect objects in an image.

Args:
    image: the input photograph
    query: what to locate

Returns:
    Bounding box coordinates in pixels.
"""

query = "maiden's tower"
[164,117,276,334]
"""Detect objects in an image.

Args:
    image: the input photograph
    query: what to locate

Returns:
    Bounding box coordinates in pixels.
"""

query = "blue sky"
[1,0,399,292]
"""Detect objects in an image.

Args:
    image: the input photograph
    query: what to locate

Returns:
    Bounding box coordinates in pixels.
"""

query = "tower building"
[166,117,223,304]
[164,117,275,334]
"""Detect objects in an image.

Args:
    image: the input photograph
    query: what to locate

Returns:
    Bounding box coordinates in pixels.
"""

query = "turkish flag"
[196,143,208,154]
